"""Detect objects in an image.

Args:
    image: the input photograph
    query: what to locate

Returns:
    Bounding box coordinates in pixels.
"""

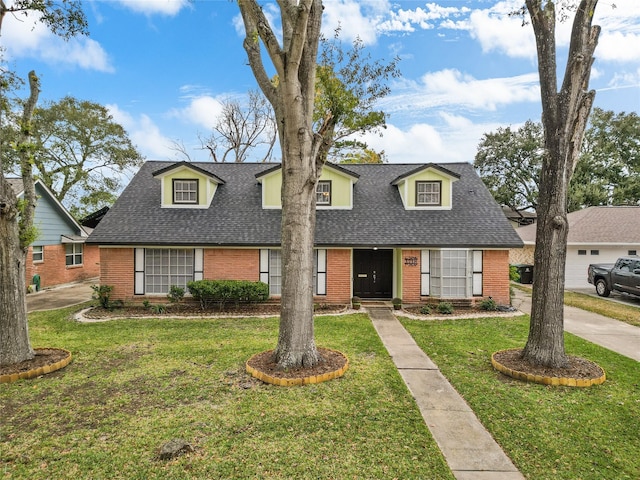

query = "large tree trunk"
[522,0,599,368]
[0,71,40,366]
[239,0,324,369]
[0,178,34,366]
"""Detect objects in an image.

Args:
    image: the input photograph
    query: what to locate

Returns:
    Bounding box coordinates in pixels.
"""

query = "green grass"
[563,291,640,327]
[512,283,640,327]
[1,307,453,480]
[401,314,640,480]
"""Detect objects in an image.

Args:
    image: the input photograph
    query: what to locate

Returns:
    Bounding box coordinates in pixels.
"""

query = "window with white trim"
[423,249,481,298]
[173,179,198,204]
[65,243,83,266]
[316,181,331,205]
[144,249,194,294]
[416,181,441,206]
[33,245,44,263]
[261,249,326,296]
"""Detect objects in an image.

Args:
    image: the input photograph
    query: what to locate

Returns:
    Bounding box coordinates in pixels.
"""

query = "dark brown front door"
[353,249,393,298]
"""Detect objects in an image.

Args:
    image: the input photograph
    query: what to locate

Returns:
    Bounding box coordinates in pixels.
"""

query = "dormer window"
[173,179,198,204]
[416,181,441,206]
[316,181,332,206]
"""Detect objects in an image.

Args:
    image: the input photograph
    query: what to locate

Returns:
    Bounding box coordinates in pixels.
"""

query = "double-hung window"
[316,181,331,206]
[32,245,44,263]
[416,181,441,206]
[65,243,83,266]
[173,179,198,204]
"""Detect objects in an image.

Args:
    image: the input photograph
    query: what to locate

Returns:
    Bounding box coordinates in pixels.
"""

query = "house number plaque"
[404,256,418,266]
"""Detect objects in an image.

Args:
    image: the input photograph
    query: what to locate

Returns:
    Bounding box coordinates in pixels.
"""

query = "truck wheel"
[595,279,610,297]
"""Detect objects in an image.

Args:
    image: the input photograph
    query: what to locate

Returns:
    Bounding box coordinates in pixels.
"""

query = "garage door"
[565,247,628,289]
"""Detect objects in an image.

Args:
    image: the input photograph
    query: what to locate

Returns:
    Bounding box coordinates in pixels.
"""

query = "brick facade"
[26,244,99,290]
[324,249,351,303]
[204,249,260,281]
[98,246,512,306]
[480,250,511,305]
[401,249,422,303]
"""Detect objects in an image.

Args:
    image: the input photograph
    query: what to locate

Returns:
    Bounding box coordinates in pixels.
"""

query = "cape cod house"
[86,161,523,306]
[8,178,99,290]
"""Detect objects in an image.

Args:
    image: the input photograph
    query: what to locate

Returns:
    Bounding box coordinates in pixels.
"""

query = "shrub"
[91,284,114,309]
[479,298,498,311]
[167,285,185,303]
[150,304,167,315]
[187,279,269,310]
[437,301,454,314]
[509,264,520,282]
[420,305,431,315]
[142,300,151,309]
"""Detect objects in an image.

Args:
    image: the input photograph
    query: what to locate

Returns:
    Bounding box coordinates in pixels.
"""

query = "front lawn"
[1,308,453,479]
[402,315,640,480]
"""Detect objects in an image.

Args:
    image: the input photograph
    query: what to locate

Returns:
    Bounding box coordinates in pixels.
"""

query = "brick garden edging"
[491,348,606,387]
[0,348,72,384]
[246,348,349,386]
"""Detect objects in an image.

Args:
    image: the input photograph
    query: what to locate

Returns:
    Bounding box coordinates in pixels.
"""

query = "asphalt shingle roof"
[87,161,523,248]
[517,206,640,245]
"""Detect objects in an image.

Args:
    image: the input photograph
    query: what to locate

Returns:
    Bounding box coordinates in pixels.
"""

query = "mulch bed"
[493,348,605,380]
[0,348,69,377]
[84,302,346,319]
[246,347,347,379]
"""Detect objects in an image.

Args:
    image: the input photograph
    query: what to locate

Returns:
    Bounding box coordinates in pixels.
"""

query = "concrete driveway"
[570,287,640,308]
[26,281,95,313]
[512,288,640,362]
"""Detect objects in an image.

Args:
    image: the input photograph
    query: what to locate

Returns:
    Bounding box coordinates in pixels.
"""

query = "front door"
[353,249,393,298]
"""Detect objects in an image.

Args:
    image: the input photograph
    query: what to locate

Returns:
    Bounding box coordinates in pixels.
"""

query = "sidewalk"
[512,289,640,362]
[367,307,525,480]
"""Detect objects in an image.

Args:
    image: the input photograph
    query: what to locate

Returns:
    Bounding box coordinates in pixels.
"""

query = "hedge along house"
[86,161,523,306]
[7,178,99,290]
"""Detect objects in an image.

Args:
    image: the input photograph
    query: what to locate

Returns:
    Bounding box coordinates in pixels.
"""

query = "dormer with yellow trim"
[391,164,460,210]
[255,163,359,210]
[152,162,225,209]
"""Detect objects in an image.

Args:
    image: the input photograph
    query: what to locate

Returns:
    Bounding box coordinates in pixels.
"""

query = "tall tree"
[202,89,277,163]
[475,120,543,212]
[0,1,87,366]
[5,96,144,217]
[522,0,600,368]
[315,32,400,163]
[238,0,324,369]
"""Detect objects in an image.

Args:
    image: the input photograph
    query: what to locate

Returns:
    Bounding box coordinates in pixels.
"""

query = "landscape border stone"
[491,348,606,387]
[0,348,72,384]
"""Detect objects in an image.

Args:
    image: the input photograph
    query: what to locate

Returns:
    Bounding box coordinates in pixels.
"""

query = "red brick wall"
[324,249,351,303]
[401,249,422,303]
[26,243,100,290]
[481,250,511,305]
[204,249,259,281]
[98,247,135,300]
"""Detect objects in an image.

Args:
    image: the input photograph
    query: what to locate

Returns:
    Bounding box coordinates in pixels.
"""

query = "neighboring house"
[513,206,640,289]
[7,178,100,290]
[86,161,523,305]
[502,206,536,228]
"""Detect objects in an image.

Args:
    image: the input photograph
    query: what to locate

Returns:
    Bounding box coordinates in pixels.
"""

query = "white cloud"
[597,31,640,63]
[322,0,391,44]
[360,116,505,164]
[114,0,190,16]
[168,95,225,130]
[382,69,540,115]
[2,12,113,72]
[377,2,470,34]
[108,104,175,159]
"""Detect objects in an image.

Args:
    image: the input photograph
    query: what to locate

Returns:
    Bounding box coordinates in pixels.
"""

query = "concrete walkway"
[26,281,94,313]
[367,307,525,480]
[512,289,640,362]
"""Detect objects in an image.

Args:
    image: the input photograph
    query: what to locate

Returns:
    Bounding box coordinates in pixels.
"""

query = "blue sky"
[2,0,639,165]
